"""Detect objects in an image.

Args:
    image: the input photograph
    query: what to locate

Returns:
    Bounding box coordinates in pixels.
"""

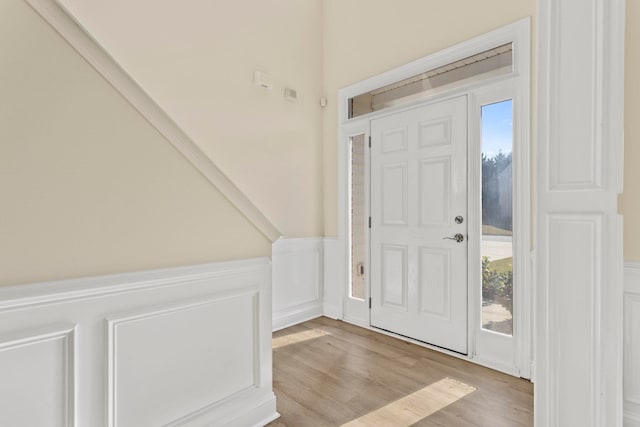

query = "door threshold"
[371,325,468,356]
[340,317,523,379]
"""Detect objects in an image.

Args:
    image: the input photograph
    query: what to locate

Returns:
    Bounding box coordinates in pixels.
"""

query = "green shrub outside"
[482,256,513,315]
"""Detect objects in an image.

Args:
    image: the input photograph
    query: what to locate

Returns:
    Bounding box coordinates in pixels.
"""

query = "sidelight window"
[350,134,366,300]
[480,99,513,336]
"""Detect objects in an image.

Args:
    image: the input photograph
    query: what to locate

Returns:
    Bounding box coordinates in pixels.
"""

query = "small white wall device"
[254,71,273,90]
[284,87,297,101]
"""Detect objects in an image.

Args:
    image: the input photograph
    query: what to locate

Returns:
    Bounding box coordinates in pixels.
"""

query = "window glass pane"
[481,100,513,335]
[350,134,366,300]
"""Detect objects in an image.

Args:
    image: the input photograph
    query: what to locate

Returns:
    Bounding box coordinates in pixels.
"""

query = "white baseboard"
[243,398,280,427]
[272,301,323,332]
[0,259,277,427]
[530,361,536,384]
[176,389,278,427]
[323,302,341,320]
[272,238,324,331]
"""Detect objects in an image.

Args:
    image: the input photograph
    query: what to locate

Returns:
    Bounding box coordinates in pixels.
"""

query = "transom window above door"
[348,43,513,119]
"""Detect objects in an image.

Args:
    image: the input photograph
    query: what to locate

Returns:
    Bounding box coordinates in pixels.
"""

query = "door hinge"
[369,297,372,309]
[368,136,371,148]
[368,217,371,228]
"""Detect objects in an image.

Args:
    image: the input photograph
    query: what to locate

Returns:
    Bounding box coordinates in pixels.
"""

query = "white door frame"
[335,18,531,376]
[342,123,370,326]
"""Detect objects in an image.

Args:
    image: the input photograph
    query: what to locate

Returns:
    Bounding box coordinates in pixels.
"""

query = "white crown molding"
[24,0,282,242]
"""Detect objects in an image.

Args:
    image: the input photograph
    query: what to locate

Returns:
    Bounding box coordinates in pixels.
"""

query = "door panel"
[419,158,451,226]
[381,244,408,309]
[370,95,468,354]
[419,247,450,319]
[381,163,408,225]
[381,128,408,153]
[419,117,451,147]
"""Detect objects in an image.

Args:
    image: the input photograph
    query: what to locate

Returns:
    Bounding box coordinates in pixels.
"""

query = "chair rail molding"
[0,258,278,427]
[24,0,281,242]
[536,0,625,426]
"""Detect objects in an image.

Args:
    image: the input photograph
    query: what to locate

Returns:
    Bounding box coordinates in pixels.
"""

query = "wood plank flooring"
[268,317,532,427]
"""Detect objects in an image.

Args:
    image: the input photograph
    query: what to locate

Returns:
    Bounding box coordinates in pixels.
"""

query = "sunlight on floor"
[341,377,476,426]
[272,329,329,349]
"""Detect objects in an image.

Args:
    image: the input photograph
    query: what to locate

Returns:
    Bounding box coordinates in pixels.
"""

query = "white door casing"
[470,80,523,377]
[370,96,468,354]
[336,18,531,377]
[536,0,624,425]
[343,128,371,327]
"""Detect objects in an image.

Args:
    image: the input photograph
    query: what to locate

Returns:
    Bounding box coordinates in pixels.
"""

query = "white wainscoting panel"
[0,259,277,427]
[625,262,640,426]
[547,214,602,426]
[0,325,75,427]
[272,238,323,331]
[323,237,343,320]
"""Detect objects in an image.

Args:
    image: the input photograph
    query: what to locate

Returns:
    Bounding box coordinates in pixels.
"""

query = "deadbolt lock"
[455,216,464,224]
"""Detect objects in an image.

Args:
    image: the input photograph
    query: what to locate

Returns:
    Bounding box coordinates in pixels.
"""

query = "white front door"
[370,96,468,354]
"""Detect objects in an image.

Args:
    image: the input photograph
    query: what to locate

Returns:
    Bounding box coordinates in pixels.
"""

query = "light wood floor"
[268,317,532,427]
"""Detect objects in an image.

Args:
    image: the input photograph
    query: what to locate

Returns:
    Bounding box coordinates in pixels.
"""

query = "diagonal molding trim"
[25,0,282,242]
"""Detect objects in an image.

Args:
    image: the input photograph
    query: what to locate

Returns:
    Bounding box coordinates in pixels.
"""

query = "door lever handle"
[443,233,465,243]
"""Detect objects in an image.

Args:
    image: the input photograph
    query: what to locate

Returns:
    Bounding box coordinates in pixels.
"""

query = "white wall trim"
[0,258,270,311]
[625,262,640,426]
[105,292,262,427]
[272,238,324,331]
[467,71,531,378]
[322,237,343,320]
[536,0,625,425]
[340,122,370,326]
[24,0,281,242]
[624,262,640,292]
[0,259,277,427]
[272,301,323,332]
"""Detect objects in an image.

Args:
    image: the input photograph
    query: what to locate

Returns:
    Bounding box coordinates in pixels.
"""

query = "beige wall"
[322,0,536,236]
[621,0,640,261]
[60,0,325,238]
[4,0,638,288]
[0,0,271,286]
